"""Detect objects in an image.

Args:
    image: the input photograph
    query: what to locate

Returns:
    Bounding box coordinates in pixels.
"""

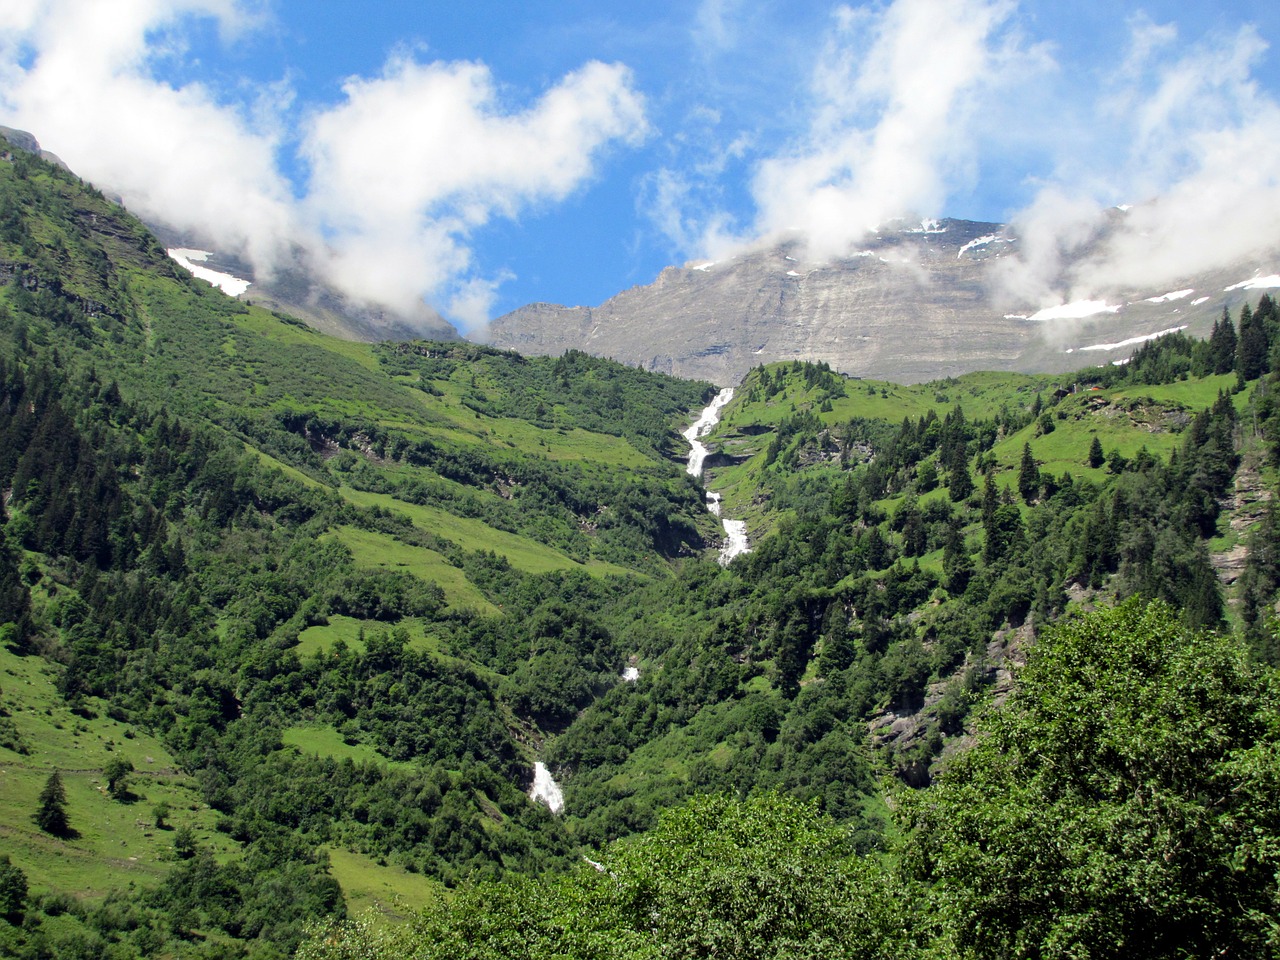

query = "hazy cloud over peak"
[0,0,648,331]
[1,1,1277,326]
[999,18,1280,308]
[703,0,1024,261]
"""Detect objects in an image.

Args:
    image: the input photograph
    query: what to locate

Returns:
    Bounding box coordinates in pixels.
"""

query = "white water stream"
[528,392,750,812]
[683,388,751,565]
[529,761,564,814]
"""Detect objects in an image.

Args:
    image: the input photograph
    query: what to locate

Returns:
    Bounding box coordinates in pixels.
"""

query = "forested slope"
[2,132,1280,959]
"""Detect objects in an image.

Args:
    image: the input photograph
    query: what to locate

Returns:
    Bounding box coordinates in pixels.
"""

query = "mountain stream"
[683,387,750,565]
[529,390,749,813]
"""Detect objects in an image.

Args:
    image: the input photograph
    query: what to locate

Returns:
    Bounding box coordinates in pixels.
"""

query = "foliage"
[298,792,920,960]
[33,770,69,836]
[901,599,1280,959]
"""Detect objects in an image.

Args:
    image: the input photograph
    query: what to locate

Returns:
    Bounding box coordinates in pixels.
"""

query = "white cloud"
[301,56,646,316]
[997,19,1280,307]
[0,0,298,272]
[723,0,1021,261]
[695,0,746,52]
[0,0,647,332]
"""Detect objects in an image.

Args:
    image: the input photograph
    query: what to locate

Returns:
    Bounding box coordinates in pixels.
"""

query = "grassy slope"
[705,364,1248,532]
[0,151,700,916]
[0,647,237,896]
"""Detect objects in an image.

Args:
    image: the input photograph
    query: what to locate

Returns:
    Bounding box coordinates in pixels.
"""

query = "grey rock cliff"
[487,218,1273,385]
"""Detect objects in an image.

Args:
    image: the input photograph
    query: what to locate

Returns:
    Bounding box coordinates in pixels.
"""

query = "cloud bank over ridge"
[1,0,1277,328]
[0,0,646,331]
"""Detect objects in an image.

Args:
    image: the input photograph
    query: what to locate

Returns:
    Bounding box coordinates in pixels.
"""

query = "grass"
[325,846,444,924]
[282,724,411,770]
[338,487,633,578]
[329,526,500,617]
[296,614,449,659]
[0,645,237,896]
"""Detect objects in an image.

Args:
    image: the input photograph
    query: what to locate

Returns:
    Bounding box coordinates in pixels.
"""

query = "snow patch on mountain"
[956,234,1014,259]
[1144,289,1194,304]
[1224,275,1280,292]
[168,249,251,296]
[1028,300,1122,323]
[1067,325,1187,353]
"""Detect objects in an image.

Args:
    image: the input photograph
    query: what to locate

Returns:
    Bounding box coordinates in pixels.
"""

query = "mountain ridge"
[487,216,1278,385]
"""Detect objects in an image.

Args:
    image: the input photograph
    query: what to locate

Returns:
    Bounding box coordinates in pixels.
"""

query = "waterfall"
[684,389,750,565]
[529,762,564,814]
[682,387,735,478]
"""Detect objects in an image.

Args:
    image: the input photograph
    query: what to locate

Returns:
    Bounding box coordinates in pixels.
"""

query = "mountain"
[0,126,460,344]
[4,128,1280,960]
[146,221,461,344]
[486,216,1276,385]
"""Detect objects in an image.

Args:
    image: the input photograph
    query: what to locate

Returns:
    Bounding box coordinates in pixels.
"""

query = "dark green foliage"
[1209,307,1238,374]
[902,600,1280,959]
[34,770,69,836]
[0,855,27,925]
[1017,442,1039,503]
[103,756,134,799]
[299,792,919,960]
[1237,302,1270,383]
[1087,434,1104,468]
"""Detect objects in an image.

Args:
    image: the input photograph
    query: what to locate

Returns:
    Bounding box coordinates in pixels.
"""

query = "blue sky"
[1,0,1278,331]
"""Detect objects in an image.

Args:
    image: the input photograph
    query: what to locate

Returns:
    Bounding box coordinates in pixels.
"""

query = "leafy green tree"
[299,792,920,960]
[34,770,69,836]
[901,600,1280,959]
[104,756,134,800]
[0,855,27,925]
[173,824,197,859]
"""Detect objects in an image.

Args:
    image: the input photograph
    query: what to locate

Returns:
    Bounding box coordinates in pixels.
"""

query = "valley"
[1,129,1280,959]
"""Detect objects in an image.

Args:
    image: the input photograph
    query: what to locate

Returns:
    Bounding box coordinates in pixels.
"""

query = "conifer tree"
[1087,436,1105,469]
[1209,307,1238,375]
[1237,303,1269,383]
[948,444,974,502]
[34,770,69,836]
[1018,443,1040,504]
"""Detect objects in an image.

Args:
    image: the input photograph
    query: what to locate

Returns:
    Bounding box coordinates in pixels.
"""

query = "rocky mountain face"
[486,217,1276,385]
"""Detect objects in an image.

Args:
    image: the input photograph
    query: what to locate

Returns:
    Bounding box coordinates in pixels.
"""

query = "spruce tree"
[948,444,974,502]
[1209,307,1238,375]
[34,770,69,836]
[1088,436,1105,469]
[1018,443,1040,504]
[1237,303,1269,383]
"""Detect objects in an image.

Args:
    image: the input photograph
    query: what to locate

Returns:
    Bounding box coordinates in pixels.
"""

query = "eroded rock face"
[487,218,1271,385]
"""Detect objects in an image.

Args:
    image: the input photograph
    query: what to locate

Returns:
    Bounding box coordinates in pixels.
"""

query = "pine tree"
[1237,303,1269,383]
[1209,307,1238,375]
[34,770,69,836]
[1088,435,1105,469]
[948,443,974,502]
[1018,443,1040,504]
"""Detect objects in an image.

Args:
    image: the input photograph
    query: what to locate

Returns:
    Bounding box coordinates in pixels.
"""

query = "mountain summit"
[486,217,1276,385]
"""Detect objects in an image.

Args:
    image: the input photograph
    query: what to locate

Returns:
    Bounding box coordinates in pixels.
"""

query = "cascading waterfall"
[683,388,750,565]
[529,761,564,814]
[528,392,750,813]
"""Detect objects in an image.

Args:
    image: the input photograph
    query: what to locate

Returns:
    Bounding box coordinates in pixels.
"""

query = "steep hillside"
[487,217,1278,385]
[4,131,1280,959]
